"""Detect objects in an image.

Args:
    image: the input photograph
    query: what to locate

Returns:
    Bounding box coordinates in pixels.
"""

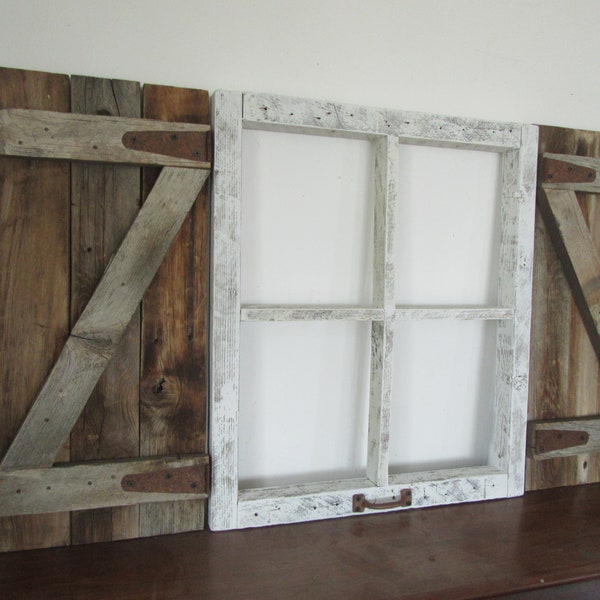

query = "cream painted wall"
[0,0,595,487]
[1,0,599,129]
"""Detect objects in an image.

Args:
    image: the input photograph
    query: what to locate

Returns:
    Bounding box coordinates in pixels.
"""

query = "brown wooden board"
[139,84,210,536]
[0,66,211,550]
[69,75,142,544]
[527,125,600,490]
[0,67,71,550]
[1,165,208,472]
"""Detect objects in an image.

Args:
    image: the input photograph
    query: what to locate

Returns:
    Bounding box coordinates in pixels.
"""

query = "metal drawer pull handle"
[352,489,412,512]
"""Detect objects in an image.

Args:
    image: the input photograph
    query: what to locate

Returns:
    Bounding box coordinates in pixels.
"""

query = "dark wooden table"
[1,484,599,599]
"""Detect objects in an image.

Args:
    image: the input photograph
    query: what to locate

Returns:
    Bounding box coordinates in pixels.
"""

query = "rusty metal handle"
[352,489,412,512]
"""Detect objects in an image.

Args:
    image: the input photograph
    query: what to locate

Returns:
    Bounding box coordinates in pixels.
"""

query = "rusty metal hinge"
[352,489,412,512]
[121,463,209,494]
[535,429,590,454]
[122,130,212,163]
[541,156,596,185]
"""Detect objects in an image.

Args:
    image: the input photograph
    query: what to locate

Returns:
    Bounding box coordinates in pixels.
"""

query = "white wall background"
[2,0,600,129]
[1,0,598,488]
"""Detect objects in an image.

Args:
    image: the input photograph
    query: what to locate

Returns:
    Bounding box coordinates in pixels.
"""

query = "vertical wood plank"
[209,90,243,531]
[0,66,71,551]
[491,125,538,496]
[527,126,600,490]
[366,135,398,487]
[69,75,141,544]
[1,167,208,472]
[139,84,210,536]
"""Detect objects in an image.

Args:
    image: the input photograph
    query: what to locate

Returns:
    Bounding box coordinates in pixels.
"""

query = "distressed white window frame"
[210,90,538,531]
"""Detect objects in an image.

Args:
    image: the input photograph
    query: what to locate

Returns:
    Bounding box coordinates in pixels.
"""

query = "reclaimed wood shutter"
[527,127,600,490]
[0,67,210,551]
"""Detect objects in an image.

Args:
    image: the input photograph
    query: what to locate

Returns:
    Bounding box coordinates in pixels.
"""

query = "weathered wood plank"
[0,455,209,517]
[527,125,600,490]
[243,92,521,151]
[241,306,513,321]
[209,91,243,531]
[489,125,538,496]
[237,466,506,527]
[0,108,211,168]
[538,188,600,359]
[527,418,600,459]
[139,84,210,537]
[1,167,209,470]
[395,307,514,320]
[574,179,600,485]
[366,135,398,486]
[241,307,385,321]
[69,75,141,545]
[0,66,71,551]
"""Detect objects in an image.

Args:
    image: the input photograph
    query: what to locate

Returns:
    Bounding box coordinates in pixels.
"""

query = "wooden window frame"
[210,91,538,530]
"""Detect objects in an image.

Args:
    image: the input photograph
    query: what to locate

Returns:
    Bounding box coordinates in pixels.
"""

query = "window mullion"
[367,135,399,487]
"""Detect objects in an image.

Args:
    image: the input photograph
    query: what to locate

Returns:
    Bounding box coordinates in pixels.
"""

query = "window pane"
[394,145,501,305]
[241,129,374,305]
[389,319,497,474]
[239,321,371,488]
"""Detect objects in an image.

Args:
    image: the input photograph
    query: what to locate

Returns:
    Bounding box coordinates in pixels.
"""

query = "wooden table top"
[1,483,600,599]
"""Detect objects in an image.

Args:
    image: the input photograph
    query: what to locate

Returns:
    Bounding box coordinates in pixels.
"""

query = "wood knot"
[153,377,166,395]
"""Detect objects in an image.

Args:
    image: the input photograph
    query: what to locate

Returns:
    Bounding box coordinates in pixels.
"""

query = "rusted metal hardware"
[535,429,590,454]
[542,156,596,185]
[122,130,212,163]
[121,463,209,494]
[352,489,412,512]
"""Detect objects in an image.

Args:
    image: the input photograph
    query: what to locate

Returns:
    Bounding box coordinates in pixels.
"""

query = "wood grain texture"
[2,484,599,599]
[491,125,538,497]
[527,125,600,490]
[241,307,385,321]
[69,75,141,545]
[0,66,71,551]
[395,306,513,320]
[244,92,521,150]
[209,91,243,531]
[237,466,506,527]
[539,188,600,359]
[139,84,210,537]
[0,108,210,168]
[366,135,398,486]
[241,306,514,321]
[0,455,208,517]
[1,167,208,470]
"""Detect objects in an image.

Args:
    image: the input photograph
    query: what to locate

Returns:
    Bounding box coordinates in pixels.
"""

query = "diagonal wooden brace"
[538,187,600,361]
[1,167,209,469]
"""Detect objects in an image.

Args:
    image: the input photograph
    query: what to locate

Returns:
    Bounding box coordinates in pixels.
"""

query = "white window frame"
[210,90,538,530]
